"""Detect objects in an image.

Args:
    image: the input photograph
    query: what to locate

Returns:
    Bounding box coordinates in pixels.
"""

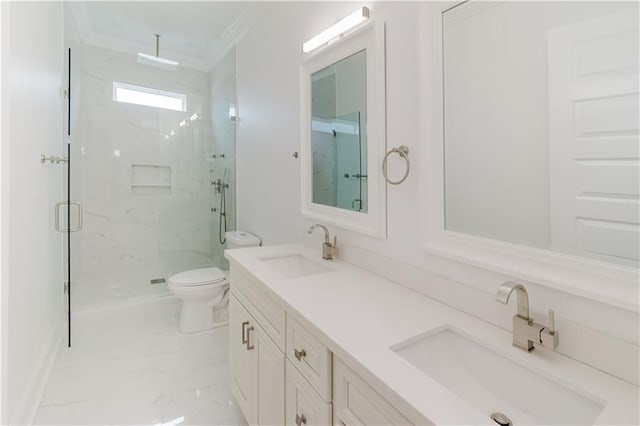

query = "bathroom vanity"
[226,244,638,425]
[228,251,409,425]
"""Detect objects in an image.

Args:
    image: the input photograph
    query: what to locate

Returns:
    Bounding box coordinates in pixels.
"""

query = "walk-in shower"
[64,2,238,318]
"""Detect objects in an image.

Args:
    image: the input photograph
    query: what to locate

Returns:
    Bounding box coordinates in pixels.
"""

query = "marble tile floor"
[34,296,246,425]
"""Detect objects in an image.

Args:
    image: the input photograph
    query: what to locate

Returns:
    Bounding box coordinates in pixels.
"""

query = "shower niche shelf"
[131,164,172,195]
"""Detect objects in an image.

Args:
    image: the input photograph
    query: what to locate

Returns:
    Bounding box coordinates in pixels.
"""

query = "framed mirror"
[421,1,638,309]
[300,20,387,238]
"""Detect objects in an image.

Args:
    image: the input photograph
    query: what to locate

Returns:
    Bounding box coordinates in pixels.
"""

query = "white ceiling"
[68,1,254,71]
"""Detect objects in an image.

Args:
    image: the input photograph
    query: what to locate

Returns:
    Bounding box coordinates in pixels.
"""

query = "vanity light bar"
[302,7,370,53]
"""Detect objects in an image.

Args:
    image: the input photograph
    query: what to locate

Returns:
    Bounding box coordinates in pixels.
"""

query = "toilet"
[225,230,262,251]
[168,231,261,333]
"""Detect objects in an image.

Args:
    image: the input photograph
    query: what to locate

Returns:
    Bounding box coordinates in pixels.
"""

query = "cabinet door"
[229,294,257,424]
[286,361,332,426]
[255,324,285,425]
[333,357,412,426]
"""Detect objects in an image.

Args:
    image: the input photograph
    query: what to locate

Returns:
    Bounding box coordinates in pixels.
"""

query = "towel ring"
[382,145,410,185]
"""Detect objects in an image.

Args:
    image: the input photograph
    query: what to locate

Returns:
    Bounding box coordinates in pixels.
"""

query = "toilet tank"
[225,231,261,250]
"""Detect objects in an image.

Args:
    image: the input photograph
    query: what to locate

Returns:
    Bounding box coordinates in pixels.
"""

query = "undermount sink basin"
[392,327,605,425]
[259,254,332,279]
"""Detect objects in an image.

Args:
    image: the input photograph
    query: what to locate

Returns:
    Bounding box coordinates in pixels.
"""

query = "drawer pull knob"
[295,414,307,426]
[294,348,307,361]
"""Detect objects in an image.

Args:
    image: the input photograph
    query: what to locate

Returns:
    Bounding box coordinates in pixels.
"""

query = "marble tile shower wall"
[73,44,217,311]
[209,49,237,270]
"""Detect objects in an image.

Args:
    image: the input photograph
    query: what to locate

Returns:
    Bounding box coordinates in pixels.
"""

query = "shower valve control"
[211,179,229,194]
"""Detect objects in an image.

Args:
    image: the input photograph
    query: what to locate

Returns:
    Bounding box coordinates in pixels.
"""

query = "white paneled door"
[549,10,640,267]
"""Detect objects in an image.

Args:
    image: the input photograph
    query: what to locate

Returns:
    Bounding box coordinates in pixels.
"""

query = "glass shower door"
[60,47,83,347]
[334,111,366,212]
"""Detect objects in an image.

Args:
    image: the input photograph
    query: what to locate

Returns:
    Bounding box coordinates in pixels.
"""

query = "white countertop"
[225,244,639,425]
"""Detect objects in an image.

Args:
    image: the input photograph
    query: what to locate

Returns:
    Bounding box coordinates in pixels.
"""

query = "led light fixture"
[302,7,370,53]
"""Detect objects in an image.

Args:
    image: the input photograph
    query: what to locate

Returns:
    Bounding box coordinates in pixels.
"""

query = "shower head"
[137,53,178,70]
[137,34,178,71]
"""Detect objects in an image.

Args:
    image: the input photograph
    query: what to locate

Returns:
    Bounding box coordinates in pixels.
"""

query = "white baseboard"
[9,314,64,425]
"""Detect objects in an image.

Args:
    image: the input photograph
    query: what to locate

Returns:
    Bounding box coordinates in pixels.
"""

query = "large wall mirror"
[301,21,386,238]
[422,1,639,308]
[442,1,639,268]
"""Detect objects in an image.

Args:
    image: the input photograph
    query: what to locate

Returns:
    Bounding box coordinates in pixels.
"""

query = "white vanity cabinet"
[229,267,286,425]
[229,263,413,426]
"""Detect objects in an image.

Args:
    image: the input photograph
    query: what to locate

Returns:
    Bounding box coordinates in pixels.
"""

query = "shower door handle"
[55,201,83,232]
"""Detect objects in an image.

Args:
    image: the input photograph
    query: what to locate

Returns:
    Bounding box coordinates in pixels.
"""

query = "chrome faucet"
[307,224,337,260]
[496,281,559,352]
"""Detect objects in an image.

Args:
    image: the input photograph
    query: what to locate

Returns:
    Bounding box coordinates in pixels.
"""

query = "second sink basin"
[392,327,605,425]
[259,254,332,279]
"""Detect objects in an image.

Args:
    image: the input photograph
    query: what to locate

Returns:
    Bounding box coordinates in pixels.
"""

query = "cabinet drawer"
[230,264,286,350]
[333,357,412,426]
[286,360,332,426]
[286,314,332,401]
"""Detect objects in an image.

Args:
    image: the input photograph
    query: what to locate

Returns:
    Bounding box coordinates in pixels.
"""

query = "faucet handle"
[541,309,559,350]
[547,309,555,334]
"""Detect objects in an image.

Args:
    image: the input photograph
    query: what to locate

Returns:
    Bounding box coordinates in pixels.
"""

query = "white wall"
[236,2,353,244]
[1,2,65,423]
[235,1,639,385]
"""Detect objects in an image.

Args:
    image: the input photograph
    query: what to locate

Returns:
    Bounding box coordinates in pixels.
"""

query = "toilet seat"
[169,267,227,287]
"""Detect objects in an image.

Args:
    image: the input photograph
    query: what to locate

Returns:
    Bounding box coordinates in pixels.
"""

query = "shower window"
[112,82,186,111]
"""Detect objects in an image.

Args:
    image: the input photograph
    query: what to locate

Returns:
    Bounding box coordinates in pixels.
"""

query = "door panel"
[548,10,640,267]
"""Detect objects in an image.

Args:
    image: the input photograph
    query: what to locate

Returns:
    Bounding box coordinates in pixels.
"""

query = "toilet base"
[178,299,228,334]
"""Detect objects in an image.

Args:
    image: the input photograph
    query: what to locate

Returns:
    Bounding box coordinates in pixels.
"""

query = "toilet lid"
[169,267,227,287]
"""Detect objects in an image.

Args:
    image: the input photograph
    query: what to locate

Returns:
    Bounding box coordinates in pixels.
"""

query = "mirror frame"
[300,20,387,239]
[420,2,638,312]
